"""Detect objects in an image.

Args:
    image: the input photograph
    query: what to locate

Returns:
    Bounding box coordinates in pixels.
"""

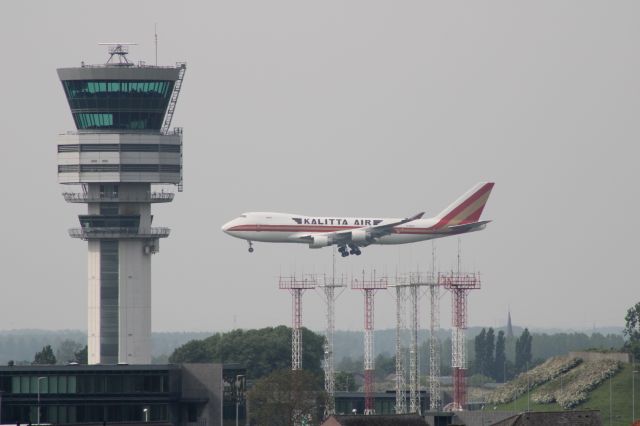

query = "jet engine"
[309,235,331,249]
[351,229,370,244]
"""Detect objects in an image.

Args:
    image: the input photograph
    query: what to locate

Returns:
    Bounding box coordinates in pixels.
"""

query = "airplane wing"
[296,212,425,246]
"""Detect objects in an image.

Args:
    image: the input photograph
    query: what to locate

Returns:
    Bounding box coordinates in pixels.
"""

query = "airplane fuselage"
[222,212,477,245]
[221,182,494,255]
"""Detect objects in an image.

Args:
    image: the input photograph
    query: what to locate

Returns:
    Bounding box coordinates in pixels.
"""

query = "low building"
[321,414,427,426]
[0,363,246,426]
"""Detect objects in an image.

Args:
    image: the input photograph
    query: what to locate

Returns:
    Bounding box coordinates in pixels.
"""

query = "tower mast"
[352,271,387,415]
[279,275,317,370]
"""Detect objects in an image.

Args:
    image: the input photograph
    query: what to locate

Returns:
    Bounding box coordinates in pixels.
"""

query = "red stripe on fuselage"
[227,224,444,235]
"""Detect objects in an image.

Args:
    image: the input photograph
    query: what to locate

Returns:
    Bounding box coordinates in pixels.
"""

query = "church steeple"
[507,309,514,339]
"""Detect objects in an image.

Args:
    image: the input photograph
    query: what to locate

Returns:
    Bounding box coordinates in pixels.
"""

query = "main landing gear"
[338,244,361,257]
[247,241,254,253]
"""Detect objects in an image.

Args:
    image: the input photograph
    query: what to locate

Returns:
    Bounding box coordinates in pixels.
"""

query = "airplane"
[221,182,494,257]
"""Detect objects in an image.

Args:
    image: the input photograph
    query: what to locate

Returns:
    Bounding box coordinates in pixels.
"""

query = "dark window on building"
[121,164,160,172]
[188,404,198,422]
[58,144,80,152]
[81,144,119,152]
[100,240,119,363]
[58,164,80,173]
[62,80,174,131]
[159,144,181,153]
[160,164,181,173]
[80,164,119,172]
[120,144,160,152]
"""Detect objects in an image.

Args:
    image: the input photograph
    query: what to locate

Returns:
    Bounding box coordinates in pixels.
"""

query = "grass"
[484,363,640,426]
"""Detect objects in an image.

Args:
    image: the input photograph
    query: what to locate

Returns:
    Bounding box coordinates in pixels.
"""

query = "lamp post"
[37,377,47,425]
[143,407,149,422]
[633,368,638,424]
[235,375,245,426]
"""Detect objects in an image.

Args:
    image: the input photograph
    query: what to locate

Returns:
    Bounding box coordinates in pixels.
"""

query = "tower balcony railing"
[63,192,175,203]
[69,227,171,240]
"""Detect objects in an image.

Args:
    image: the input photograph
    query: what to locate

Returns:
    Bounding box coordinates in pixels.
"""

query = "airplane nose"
[221,221,231,233]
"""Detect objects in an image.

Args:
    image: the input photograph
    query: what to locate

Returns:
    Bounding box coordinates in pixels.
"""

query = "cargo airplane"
[222,182,494,257]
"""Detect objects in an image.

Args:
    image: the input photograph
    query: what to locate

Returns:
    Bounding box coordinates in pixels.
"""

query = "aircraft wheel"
[341,252,349,257]
[248,247,254,253]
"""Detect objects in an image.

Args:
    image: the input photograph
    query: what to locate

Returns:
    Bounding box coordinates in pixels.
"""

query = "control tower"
[57,44,186,365]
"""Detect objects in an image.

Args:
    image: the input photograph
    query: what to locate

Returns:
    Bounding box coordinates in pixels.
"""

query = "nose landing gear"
[247,241,254,253]
[338,245,349,257]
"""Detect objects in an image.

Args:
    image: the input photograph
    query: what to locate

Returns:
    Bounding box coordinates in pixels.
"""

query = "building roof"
[490,410,602,426]
[322,414,427,426]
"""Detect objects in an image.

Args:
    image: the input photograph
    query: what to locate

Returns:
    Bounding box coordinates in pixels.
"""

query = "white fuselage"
[222,212,448,245]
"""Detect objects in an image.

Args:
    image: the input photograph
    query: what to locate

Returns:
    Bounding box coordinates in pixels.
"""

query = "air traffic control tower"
[57,45,186,365]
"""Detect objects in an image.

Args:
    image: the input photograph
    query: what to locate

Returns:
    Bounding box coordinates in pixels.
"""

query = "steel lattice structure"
[279,276,317,370]
[393,284,407,414]
[429,279,442,410]
[352,272,387,415]
[439,272,480,411]
[320,273,345,418]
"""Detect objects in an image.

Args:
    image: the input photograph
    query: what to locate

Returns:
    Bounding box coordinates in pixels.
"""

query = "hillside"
[485,356,638,426]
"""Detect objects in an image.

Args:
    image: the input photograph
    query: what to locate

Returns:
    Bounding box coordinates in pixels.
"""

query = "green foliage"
[494,330,507,382]
[374,353,395,381]
[74,345,88,364]
[169,326,325,379]
[55,340,83,365]
[335,371,356,391]
[247,369,326,426]
[515,328,533,373]
[624,302,640,361]
[33,345,56,365]
[474,329,487,376]
[468,374,493,387]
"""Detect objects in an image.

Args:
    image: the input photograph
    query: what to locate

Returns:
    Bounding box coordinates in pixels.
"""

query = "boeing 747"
[222,182,494,257]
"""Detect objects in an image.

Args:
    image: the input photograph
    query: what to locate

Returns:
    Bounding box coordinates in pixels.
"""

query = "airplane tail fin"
[434,182,495,227]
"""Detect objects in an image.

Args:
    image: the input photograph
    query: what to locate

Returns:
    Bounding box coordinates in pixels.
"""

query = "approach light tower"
[352,271,387,415]
[279,275,317,370]
[57,44,186,364]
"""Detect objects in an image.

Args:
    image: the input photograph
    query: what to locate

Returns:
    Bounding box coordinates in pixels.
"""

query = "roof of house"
[490,410,602,426]
[322,414,427,426]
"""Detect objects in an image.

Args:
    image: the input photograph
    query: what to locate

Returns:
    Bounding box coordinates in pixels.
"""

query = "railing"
[61,129,183,136]
[69,227,171,240]
[63,192,174,203]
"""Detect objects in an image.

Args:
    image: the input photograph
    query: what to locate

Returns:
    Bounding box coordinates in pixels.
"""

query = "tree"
[515,328,532,372]
[484,328,495,378]
[74,345,88,364]
[55,340,83,364]
[624,302,640,361]
[494,330,507,382]
[474,328,487,375]
[335,371,356,391]
[248,369,326,426]
[169,326,325,379]
[33,345,56,365]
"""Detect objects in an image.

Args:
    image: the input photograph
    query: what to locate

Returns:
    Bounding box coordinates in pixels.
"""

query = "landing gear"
[348,244,362,256]
[338,244,362,257]
[247,241,254,253]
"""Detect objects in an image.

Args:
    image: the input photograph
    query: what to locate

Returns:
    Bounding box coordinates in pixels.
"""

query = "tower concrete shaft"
[57,49,185,365]
[439,272,480,411]
[279,276,316,371]
[352,272,387,415]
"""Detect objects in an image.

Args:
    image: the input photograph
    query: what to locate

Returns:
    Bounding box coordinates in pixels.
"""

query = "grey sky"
[0,1,638,333]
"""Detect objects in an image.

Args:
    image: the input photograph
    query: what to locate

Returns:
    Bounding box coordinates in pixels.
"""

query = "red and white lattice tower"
[279,275,317,370]
[439,271,480,411]
[352,271,388,415]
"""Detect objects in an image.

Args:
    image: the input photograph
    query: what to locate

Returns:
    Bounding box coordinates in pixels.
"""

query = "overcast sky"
[1,1,638,334]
